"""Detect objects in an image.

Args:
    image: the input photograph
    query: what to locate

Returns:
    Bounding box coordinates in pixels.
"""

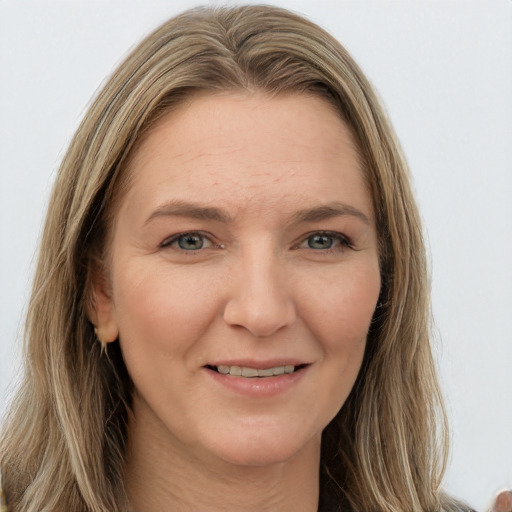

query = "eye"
[307,233,336,250]
[161,232,213,251]
[295,231,352,252]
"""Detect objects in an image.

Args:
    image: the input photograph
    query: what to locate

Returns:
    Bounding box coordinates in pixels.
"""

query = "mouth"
[205,364,309,378]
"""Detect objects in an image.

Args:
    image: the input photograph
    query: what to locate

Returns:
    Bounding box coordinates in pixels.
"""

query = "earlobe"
[94,317,119,344]
[85,270,119,344]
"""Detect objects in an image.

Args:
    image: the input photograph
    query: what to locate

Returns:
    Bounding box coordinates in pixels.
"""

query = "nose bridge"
[223,244,296,337]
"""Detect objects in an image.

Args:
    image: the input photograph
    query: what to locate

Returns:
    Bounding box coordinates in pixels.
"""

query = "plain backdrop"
[1,1,511,510]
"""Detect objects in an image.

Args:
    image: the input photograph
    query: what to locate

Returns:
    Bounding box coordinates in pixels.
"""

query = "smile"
[207,364,307,378]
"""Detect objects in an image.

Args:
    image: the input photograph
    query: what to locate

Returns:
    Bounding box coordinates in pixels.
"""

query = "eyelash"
[160,230,353,254]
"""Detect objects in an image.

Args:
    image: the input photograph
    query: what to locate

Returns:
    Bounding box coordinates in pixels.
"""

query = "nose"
[223,252,296,338]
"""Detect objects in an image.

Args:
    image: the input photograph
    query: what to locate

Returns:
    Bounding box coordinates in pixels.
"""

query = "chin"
[206,424,319,468]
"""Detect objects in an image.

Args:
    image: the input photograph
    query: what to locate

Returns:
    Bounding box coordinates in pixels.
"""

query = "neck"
[124,402,321,512]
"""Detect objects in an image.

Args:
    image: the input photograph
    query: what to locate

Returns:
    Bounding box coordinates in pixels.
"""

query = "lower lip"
[203,366,309,398]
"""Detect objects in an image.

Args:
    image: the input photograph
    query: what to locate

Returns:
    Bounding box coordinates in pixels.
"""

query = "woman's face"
[93,92,381,468]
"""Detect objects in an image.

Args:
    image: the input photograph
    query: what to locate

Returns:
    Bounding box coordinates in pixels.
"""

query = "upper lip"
[205,359,311,369]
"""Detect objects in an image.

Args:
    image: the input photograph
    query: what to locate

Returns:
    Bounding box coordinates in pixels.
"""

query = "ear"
[85,267,119,344]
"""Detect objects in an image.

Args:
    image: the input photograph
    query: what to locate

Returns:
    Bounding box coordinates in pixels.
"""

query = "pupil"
[178,234,203,250]
[308,234,332,249]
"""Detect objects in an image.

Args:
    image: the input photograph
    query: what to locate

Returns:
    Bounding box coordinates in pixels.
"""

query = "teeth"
[216,364,296,378]
[217,365,230,375]
[230,365,242,376]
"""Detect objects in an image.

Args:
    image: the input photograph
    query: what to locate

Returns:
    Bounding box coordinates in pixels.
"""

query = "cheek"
[297,261,381,352]
[111,260,222,364]
[285,263,380,430]
[311,263,380,409]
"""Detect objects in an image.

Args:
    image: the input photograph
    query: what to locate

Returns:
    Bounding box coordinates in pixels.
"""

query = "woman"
[0,5,504,511]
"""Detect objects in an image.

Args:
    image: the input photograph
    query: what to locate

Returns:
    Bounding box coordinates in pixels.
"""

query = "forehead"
[121,92,372,221]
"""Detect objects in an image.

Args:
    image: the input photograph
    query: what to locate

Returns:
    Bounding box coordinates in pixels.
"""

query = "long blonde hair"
[1,5,460,511]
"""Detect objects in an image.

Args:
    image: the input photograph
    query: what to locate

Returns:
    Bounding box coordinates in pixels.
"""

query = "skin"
[493,491,512,512]
[91,92,381,511]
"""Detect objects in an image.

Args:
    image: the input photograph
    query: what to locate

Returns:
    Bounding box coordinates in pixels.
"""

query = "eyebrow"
[144,200,371,226]
[288,202,371,226]
[144,200,233,226]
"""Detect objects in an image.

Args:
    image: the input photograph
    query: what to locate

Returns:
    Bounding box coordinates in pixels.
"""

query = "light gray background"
[1,1,511,510]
